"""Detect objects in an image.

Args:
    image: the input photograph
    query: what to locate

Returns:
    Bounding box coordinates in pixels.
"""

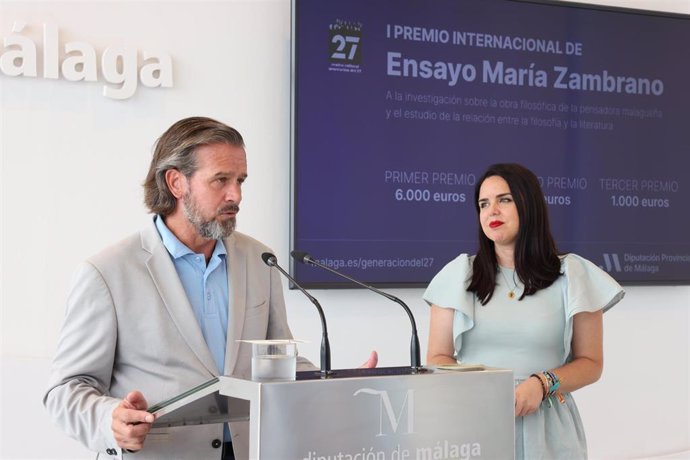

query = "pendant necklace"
[500,268,519,299]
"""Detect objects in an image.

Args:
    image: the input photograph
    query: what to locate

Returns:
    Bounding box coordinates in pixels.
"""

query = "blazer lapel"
[224,234,246,376]
[140,222,218,375]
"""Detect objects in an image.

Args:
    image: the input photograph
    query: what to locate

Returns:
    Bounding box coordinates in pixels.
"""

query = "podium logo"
[328,19,362,74]
[353,388,415,436]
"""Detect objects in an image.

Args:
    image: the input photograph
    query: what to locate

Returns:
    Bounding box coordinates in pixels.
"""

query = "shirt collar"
[154,215,227,260]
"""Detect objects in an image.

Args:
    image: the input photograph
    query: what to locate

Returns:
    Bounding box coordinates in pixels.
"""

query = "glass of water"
[250,340,297,382]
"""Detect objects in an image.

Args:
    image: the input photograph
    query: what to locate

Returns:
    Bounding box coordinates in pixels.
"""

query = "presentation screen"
[291,0,690,287]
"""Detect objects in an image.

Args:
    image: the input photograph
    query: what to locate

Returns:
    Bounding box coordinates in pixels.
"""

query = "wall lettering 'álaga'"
[1,22,173,99]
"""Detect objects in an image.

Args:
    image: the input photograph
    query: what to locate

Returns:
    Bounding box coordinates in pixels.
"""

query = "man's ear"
[165,169,187,199]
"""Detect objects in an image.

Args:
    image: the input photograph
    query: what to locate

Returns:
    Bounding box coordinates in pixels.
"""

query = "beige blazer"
[44,220,298,459]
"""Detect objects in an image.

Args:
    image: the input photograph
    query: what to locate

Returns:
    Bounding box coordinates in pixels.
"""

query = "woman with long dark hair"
[425,163,624,459]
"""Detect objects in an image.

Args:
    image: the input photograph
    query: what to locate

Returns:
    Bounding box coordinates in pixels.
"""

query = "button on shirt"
[155,216,229,374]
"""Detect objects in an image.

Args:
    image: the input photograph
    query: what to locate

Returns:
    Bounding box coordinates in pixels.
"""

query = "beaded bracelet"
[542,370,561,395]
[535,370,565,407]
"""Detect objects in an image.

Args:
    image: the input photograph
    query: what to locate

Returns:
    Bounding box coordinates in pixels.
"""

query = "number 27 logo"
[330,33,361,63]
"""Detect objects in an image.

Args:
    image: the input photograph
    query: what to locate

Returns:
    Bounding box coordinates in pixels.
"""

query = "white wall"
[1,1,688,459]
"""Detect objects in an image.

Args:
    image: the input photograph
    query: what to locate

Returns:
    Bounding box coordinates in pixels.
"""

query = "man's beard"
[183,191,239,240]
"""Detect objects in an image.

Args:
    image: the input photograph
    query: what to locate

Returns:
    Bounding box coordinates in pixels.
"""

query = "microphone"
[261,252,331,377]
[291,250,422,371]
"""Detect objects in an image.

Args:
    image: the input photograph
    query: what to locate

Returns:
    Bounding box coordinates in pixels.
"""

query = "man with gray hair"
[44,117,374,459]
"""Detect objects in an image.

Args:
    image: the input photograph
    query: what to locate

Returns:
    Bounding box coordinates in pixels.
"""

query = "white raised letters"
[1,21,174,99]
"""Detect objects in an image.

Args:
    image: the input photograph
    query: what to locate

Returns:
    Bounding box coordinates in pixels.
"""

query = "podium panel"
[219,368,514,460]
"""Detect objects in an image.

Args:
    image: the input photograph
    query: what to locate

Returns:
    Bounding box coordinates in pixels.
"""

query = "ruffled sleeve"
[563,253,625,315]
[423,254,477,356]
[561,253,625,361]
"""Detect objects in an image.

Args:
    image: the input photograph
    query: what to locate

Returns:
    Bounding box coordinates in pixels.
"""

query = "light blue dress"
[423,253,624,460]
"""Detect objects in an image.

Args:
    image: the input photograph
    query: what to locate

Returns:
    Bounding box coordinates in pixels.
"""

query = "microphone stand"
[292,251,422,371]
[262,253,332,377]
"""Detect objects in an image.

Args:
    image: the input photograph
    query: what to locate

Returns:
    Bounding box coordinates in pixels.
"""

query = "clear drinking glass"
[250,340,297,382]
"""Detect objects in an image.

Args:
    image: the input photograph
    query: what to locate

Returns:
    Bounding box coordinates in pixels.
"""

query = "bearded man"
[43,117,358,460]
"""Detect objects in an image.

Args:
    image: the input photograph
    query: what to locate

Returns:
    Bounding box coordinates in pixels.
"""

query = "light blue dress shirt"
[154,215,229,374]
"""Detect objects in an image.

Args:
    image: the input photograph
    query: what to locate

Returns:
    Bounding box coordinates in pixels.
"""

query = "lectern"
[153,367,515,460]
